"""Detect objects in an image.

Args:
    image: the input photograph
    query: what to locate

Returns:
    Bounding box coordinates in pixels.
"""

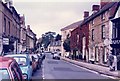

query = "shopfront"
[111,17,120,70]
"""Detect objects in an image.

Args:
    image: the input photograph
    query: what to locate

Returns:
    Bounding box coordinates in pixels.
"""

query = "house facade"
[83,1,119,65]
[0,1,21,54]
[48,39,61,53]
[61,21,82,57]
[19,15,27,52]
[70,20,83,60]
[109,1,120,70]
[26,25,37,53]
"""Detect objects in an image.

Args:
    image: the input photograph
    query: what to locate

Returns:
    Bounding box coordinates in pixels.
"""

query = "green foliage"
[41,31,56,48]
[63,34,71,52]
[55,34,61,41]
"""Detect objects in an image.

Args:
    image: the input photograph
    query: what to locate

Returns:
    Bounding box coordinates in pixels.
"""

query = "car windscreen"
[0,69,10,80]
[14,57,27,66]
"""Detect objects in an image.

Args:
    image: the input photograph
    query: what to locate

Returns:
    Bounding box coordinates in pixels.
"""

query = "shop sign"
[112,40,120,44]
[3,38,9,45]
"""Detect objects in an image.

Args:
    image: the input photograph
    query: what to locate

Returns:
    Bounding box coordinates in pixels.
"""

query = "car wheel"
[58,57,60,60]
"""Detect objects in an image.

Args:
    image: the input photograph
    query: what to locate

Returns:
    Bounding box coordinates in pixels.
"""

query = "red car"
[0,56,23,81]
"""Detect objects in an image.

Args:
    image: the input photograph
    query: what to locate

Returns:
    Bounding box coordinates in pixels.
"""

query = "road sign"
[3,38,9,45]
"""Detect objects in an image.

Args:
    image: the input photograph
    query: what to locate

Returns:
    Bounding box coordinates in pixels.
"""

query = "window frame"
[101,25,106,39]
[92,29,94,41]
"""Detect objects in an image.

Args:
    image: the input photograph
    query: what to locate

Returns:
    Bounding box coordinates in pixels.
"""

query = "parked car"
[0,56,23,81]
[4,54,33,80]
[29,54,38,72]
[30,54,41,69]
[52,52,60,60]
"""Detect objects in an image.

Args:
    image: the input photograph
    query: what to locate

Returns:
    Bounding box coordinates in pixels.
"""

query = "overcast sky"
[13,0,100,38]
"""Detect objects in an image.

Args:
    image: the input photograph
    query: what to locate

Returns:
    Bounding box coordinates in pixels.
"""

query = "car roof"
[4,54,28,58]
[0,56,15,68]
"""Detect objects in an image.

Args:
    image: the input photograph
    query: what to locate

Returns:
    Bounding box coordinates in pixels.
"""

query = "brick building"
[70,20,83,59]
[61,21,81,57]
[81,1,119,65]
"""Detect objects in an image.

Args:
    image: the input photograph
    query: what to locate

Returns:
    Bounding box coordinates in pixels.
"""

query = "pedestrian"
[108,54,114,71]
[112,55,117,71]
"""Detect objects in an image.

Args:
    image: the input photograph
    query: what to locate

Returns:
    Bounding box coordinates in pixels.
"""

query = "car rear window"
[0,69,10,80]
[14,57,27,66]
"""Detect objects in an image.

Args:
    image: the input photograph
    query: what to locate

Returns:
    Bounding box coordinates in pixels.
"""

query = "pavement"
[61,57,120,78]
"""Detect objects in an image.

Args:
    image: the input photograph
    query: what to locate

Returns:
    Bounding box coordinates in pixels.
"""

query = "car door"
[9,62,22,81]
[13,63,23,80]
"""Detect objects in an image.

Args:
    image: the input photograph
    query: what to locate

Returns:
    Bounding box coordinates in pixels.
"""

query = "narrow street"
[32,53,113,79]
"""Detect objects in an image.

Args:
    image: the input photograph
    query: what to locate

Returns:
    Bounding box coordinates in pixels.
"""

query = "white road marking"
[63,60,117,79]
[42,63,45,79]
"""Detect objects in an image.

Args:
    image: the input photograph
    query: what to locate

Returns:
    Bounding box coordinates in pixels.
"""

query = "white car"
[52,52,60,60]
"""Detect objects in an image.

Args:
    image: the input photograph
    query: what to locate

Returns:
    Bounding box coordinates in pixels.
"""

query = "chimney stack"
[92,5,100,13]
[27,25,30,29]
[84,11,89,19]
[100,0,111,9]
[5,0,13,8]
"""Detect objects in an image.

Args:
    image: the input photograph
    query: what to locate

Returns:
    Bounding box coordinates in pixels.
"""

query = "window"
[101,13,105,21]
[3,18,6,33]
[14,57,27,66]
[112,23,118,39]
[101,25,105,39]
[92,29,94,41]
[91,20,94,25]
[112,18,120,39]
[0,69,10,79]
[8,21,10,34]
[77,34,79,43]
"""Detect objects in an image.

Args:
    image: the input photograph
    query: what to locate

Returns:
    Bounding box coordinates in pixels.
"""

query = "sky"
[12,0,100,38]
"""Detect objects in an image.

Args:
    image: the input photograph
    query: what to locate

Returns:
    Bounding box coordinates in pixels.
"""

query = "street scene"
[0,0,120,80]
[32,52,112,79]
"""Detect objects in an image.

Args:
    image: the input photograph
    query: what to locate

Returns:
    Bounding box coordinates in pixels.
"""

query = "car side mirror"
[30,61,32,65]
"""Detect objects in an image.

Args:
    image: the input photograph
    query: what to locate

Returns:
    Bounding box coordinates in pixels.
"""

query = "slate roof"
[61,20,83,31]
[81,2,119,26]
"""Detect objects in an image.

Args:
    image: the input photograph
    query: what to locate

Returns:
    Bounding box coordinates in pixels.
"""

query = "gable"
[109,2,120,19]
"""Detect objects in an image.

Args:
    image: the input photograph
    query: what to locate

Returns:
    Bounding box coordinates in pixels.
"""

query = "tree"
[41,31,56,48]
[55,34,61,41]
[63,34,71,52]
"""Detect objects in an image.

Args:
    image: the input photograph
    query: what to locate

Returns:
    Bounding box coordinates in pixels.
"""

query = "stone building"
[0,1,21,54]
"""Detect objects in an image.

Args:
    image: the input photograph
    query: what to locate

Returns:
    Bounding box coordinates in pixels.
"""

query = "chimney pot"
[100,0,111,9]
[27,25,30,29]
[84,11,89,19]
[92,5,100,12]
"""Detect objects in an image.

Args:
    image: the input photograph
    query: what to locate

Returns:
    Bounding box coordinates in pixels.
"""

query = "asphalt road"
[32,53,114,79]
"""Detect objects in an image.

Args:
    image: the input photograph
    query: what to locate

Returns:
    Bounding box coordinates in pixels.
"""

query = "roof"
[0,56,15,68]
[4,54,28,58]
[81,2,117,26]
[61,20,83,31]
